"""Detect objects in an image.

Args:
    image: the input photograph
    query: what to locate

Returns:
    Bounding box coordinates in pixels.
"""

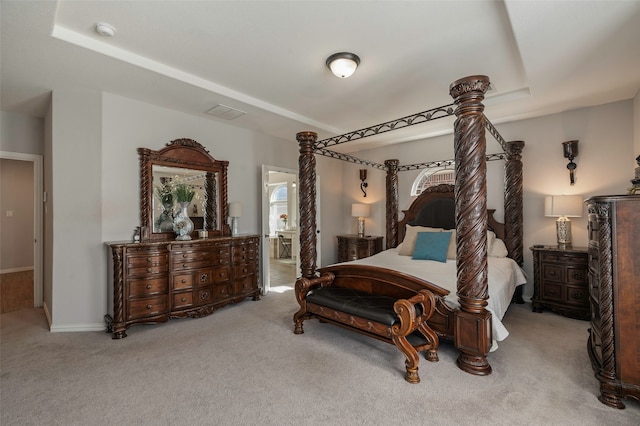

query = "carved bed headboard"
[397,184,505,245]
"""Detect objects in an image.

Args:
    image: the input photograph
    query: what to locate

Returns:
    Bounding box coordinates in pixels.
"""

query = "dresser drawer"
[127,296,168,320]
[232,244,257,263]
[128,277,168,298]
[196,288,213,305]
[173,292,193,309]
[173,258,228,271]
[233,276,257,295]
[233,264,255,279]
[172,274,193,290]
[127,253,168,276]
[212,266,231,283]
[212,282,231,299]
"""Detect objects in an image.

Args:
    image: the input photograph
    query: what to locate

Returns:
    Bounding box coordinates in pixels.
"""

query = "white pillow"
[398,225,443,256]
[444,229,500,260]
[489,238,509,257]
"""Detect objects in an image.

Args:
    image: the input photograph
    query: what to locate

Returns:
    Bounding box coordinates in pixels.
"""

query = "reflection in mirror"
[152,166,216,233]
[138,138,228,241]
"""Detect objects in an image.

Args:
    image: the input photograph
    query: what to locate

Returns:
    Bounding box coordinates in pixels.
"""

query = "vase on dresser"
[173,201,194,240]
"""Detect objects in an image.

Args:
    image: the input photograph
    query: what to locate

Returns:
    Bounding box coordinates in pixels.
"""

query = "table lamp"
[228,202,242,237]
[351,203,371,237]
[544,195,583,246]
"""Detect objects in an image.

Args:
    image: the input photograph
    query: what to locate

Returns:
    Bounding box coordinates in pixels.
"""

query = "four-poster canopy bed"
[293,75,526,379]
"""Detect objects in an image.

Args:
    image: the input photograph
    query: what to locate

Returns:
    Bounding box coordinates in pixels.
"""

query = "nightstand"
[337,235,383,262]
[530,245,589,320]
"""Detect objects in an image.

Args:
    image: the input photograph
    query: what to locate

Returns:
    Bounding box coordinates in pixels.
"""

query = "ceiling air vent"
[205,104,246,120]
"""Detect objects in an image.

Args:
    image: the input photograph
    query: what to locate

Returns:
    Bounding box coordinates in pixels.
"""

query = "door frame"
[0,151,43,307]
[261,165,298,294]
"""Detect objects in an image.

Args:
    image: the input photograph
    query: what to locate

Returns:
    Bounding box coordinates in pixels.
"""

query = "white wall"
[49,89,104,330]
[349,100,634,299]
[0,111,44,155]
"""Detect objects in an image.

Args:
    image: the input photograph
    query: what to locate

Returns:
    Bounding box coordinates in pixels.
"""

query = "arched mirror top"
[138,138,229,241]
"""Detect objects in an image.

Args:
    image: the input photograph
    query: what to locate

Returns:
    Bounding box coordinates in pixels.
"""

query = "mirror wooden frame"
[138,138,229,241]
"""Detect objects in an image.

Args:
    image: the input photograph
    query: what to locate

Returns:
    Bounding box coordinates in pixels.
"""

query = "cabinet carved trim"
[106,236,260,338]
[586,195,640,409]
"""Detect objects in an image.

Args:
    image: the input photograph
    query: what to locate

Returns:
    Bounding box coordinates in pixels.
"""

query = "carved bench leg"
[392,335,420,384]
[418,322,439,363]
[293,310,305,334]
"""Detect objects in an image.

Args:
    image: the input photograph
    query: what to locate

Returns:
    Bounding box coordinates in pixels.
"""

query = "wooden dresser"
[337,235,383,262]
[530,245,589,320]
[105,235,260,338]
[585,195,640,408]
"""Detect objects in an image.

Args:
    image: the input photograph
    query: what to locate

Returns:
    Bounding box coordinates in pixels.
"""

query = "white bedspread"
[341,248,527,350]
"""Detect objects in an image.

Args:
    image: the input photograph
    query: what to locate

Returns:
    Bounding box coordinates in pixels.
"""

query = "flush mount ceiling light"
[95,22,116,37]
[326,52,360,78]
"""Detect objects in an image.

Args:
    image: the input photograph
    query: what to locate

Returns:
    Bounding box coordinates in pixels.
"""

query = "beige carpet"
[1,287,638,425]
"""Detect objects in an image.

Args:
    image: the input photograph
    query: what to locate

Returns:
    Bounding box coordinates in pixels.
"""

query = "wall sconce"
[352,204,371,237]
[326,52,360,78]
[228,202,242,237]
[359,169,368,197]
[545,195,583,246]
[562,140,579,185]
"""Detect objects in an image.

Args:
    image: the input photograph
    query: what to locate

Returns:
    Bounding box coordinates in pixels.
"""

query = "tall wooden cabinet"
[106,235,260,338]
[585,195,640,408]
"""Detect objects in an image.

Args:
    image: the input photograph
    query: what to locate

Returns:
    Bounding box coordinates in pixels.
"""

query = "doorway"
[261,166,298,294]
[0,152,43,313]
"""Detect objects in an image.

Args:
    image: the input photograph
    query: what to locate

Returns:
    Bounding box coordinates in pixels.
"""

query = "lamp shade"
[351,203,370,218]
[228,202,243,218]
[544,195,583,218]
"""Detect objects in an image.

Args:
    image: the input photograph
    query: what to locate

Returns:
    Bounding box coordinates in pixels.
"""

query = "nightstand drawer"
[531,245,589,320]
[541,282,563,302]
[542,264,563,283]
[566,267,587,285]
[564,284,588,306]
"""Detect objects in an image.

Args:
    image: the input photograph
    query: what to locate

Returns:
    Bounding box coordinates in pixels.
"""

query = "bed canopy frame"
[295,75,525,375]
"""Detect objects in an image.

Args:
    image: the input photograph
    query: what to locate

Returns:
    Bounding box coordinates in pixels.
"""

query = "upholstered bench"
[293,265,445,383]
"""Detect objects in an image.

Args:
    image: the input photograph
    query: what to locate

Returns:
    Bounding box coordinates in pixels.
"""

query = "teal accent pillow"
[412,231,452,263]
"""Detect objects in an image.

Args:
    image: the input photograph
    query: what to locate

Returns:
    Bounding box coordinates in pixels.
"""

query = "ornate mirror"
[138,139,229,241]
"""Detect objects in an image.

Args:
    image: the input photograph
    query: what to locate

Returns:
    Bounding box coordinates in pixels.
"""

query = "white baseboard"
[0,266,34,274]
[49,323,107,333]
[42,303,107,332]
[43,303,52,329]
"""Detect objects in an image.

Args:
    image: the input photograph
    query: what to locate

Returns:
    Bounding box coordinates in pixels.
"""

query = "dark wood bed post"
[449,75,492,376]
[385,159,400,249]
[505,140,526,303]
[297,131,319,279]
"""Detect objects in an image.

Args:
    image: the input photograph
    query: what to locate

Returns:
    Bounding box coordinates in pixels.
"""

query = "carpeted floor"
[1,287,638,425]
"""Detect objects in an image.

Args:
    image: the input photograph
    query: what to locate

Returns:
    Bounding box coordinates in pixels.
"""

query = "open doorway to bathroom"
[261,166,298,293]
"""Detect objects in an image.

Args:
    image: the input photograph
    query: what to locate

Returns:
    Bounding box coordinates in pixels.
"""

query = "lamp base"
[231,217,239,237]
[556,217,572,246]
[357,217,365,238]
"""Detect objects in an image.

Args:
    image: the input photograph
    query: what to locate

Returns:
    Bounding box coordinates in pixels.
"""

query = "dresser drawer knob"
[147,268,152,273]
[181,297,187,302]
[146,304,152,309]
[146,284,152,289]
[183,264,188,268]
[181,279,187,284]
